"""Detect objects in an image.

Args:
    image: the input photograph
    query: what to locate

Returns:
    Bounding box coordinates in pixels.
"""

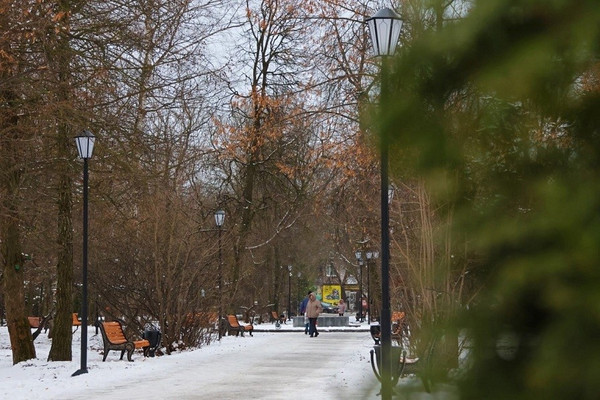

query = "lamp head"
[355,251,362,261]
[214,210,225,227]
[75,130,96,159]
[366,8,403,57]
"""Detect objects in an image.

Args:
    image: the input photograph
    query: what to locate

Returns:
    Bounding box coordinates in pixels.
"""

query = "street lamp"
[355,251,364,322]
[388,184,396,204]
[297,271,302,315]
[73,129,95,377]
[287,265,293,321]
[214,210,225,340]
[366,8,403,57]
[366,251,379,323]
[366,7,402,400]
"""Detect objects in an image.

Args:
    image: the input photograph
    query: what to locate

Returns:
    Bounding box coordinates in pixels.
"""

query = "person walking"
[299,291,311,334]
[337,299,346,316]
[306,292,323,337]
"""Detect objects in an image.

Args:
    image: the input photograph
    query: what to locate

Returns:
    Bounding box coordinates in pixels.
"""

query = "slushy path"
[61,331,381,400]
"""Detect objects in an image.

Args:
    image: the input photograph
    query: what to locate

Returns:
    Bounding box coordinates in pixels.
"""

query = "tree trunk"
[2,223,36,364]
[0,87,36,363]
[48,0,75,361]
[48,144,74,361]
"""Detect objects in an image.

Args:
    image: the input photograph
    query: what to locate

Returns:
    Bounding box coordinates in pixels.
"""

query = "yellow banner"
[322,285,342,305]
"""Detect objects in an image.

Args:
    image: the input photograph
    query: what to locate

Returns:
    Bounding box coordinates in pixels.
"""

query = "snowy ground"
[0,322,455,399]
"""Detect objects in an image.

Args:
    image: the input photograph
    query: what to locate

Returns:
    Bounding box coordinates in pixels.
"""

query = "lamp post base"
[72,368,88,377]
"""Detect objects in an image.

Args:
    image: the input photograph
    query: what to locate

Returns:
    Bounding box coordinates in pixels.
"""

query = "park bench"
[28,316,42,329]
[71,313,82,333]
[390,311,406,345]
[225,315,253,337]
[28,316,51,340]
[370,345,420,385]
[99,321,150,361]
[30,313,82,337]
[270,311,286,325]
[28,313,81,340]
[183,312,219,330]
[183,312,221,336]
[198,312,219,328]
[370,311,406,345]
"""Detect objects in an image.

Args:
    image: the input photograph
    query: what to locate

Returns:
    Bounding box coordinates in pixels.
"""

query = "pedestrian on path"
[337,299,346,316]
[306,292,323,337]
[300,291,311,334]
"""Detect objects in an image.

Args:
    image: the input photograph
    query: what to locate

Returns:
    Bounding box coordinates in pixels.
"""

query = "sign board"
[322,285,342,305]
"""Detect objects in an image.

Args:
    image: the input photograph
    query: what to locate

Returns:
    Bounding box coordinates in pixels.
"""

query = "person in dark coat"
[299,291,311,334]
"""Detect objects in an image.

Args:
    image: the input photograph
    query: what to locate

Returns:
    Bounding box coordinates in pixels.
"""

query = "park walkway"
[61,331,380,400]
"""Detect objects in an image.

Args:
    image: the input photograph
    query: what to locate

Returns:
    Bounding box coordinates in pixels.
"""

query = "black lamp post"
[355,251,364,322]
[388,184,396,205]
[296,271,302,315]
[73,129,95,377]
[366,8,402,400]
[214,210,225,340]
[287,265,292,321]
[366,251,379,323]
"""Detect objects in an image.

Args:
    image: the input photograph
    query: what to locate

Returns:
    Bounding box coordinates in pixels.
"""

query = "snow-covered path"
[1,327,383,399]
[63,332,378,400]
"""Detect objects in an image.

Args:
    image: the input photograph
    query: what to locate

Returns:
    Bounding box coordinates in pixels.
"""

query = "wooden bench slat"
[371,311,408,345]
[185,312,219,326]
[99,321,151,362]
[29,313,82,335]
[134,340,150,349]
[270,311,286,324]
[28,317,41,329]
[225,315,253,337]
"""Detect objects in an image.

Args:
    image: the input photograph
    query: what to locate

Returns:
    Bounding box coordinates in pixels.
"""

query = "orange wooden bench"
[391,311,405,323]
[225,315,253,337]
[28,316,41,329]
[99,321,150,361]
[28,315,51,339]
[270,311,286,325]
[371,311,407,345]
[391,311,406,345]
[29,313,81,335]
[71,313,82,333]
[207,312,219,326]
[186,312,219,327]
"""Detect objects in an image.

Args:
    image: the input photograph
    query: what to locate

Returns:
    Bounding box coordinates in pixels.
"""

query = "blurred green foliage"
[382,0,600,398]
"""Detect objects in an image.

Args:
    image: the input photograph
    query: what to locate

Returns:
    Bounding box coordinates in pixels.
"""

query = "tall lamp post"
[366,8,402,400]
[355,251,364,322]
[73,130,95,377]
[214,210,225,340]
[287,265,293,321]
[297,271,302,315]
[366,251,379,322]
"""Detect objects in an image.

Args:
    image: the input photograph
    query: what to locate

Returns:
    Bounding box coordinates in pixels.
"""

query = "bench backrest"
[227,315,240,328]
[186,312,218,325]
[206,312,218,324]
[391,311,405,322]
[102,321,128,344]
[28,317,41,328]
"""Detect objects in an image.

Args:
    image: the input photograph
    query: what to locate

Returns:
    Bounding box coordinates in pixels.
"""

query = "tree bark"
[1,219,36,364]
[48,0,75,361]
[0,86,36,364]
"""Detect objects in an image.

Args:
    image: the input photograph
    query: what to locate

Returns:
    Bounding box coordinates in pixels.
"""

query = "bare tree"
[80,0,233,350]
